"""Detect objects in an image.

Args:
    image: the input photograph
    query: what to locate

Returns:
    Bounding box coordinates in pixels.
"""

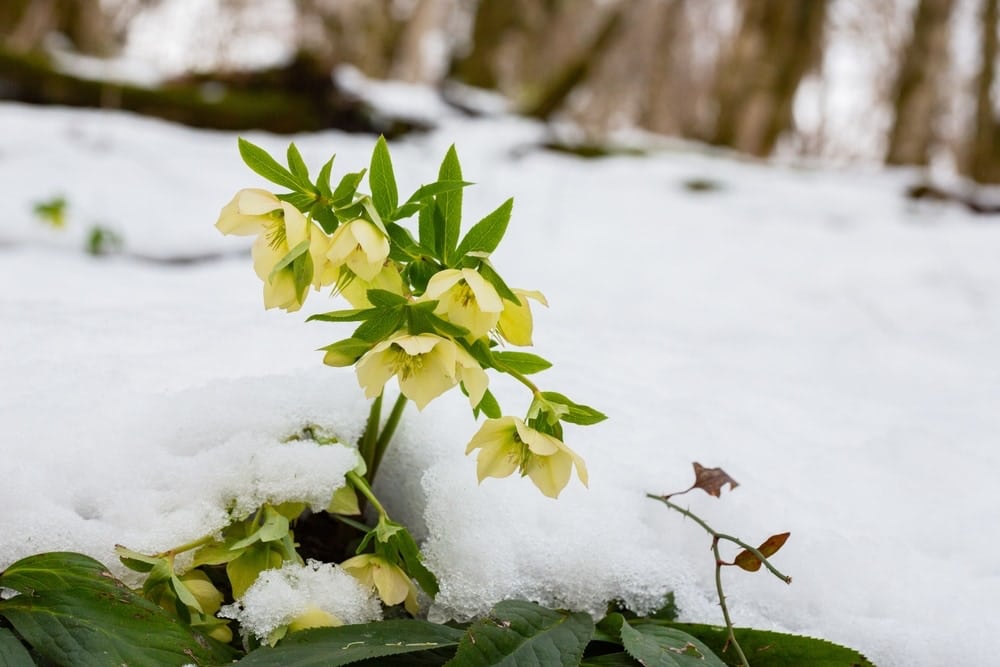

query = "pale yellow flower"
[497,289,547,346]
[326,219,390,282]
[465,416,588,499]
[216,188,333,311]
[338,263,406,309]
[340,554,418,615]
[423,268,504,339]
[355,333,487,410]
[288,605,343,633]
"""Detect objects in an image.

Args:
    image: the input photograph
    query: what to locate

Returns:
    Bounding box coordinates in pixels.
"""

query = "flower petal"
[423,269,464,300]
[526,449,573,499]
[238,188,282,215]
[462,269,503,313]
[355,347,396,399]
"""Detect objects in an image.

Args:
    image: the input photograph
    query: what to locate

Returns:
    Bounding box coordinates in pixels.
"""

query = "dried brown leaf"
[691,462,739,498]
[734,532,791,572]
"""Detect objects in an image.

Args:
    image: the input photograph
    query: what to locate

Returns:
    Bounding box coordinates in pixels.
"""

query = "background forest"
[3,0,1000,186]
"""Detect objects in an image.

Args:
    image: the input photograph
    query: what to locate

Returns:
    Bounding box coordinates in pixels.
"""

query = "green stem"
[359,394,383,473]
[504,366,541,395]
[155,533,215,558]
[370,394,408,480]
[713,537,750,667]
[347,470,388,519]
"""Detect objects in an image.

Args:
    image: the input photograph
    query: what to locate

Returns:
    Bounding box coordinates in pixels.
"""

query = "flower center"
[390,346,425,380]
[457,282,477,307]
[265,215,286,250]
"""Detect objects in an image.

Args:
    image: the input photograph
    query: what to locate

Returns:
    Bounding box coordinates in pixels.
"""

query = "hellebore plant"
[111,136,605,648]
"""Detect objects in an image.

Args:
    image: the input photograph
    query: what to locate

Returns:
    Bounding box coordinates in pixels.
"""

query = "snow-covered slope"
[2,101,998,667]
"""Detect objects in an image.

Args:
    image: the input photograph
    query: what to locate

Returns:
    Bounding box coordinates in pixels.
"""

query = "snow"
[2,99,999,667]
[220,560,382,642]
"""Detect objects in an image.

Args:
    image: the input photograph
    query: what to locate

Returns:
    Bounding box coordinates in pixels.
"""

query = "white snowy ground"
[2,98,999,667]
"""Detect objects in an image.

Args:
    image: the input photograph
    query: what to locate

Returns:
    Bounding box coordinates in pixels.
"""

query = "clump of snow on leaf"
[220,560,381,640]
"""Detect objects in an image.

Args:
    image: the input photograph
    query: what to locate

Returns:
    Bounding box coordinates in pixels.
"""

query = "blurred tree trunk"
[885,0,955,166]
[709,0,828,156]
[2,0,116,55]
[297,0,404,78]
[968,0,1000,183]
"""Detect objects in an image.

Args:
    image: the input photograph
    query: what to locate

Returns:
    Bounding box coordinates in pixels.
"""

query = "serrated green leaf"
[455,198,512,260]
[446,600,594,667]
[235,620,464,666]
[367,289,408,307]
[493,351,552,375]
[308,308,376,323]
[0,627,34,667]
[353,308,404,342]
[268,239,310,282]
[239,137,309,192]
[418,196,438,258]
[620,619,725,667]
[317,155,335,199]
[478,261,519,303]
[287,142,311,184]
[370,136,398,221]
[0,552,237,667]
[333,169,367,208]
[437,146,463,263]
[540,391,608,426]
[662,622,876,667]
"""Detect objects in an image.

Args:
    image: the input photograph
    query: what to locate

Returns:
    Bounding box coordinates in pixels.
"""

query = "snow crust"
[220,560,382,641]
[2,100,999,667]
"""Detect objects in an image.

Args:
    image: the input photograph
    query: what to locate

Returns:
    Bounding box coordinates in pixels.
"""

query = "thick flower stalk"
[465,416,588,499]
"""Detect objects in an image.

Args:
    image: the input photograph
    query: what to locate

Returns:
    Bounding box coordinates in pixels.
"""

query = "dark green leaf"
[395,180,472,220]
[661,622,876,667]
[406,257,440,294]
[541,391,608,426]
[227,543,285,598]
[436,146,463,261]
[620,619,725,667]
[0,627,34,667]
[370,136,398,221]
[236,620,464,666]
[311,204,339,234]
[317,155,335,199]
[0,552,237,667]
[581,653,641,667]
[367,289,408,308]
[308,308,376,323]
[333,169,367,207]
[354,308,404,342]
[478,262,519,303]
[493,351,552,375]
[455,198,512,260]
[462,338,495,369]
[287,142,311,185]
[239,137,308,192]
[446,600,593,667]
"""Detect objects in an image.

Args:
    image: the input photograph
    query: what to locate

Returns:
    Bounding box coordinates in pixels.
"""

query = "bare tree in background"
[2,0,118,55]
[297,0,404,78]
[708,0,828,156]
[886,0,956,166]
[968,0,1000,183]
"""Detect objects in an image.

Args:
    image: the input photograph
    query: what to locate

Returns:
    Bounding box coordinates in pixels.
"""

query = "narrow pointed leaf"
[268,239,310,282]
[353,308,404,342]
[308,308,376,323]
[287,142,311,184]
[540,391,607,425]
[317,155,335,199]
[394,179,472,220]
[332,169,367,207]
[370,136,398,220]
[437,146,463,261]
[239,138,308,192]
[493,351,552,375]
[455,197,513,259]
